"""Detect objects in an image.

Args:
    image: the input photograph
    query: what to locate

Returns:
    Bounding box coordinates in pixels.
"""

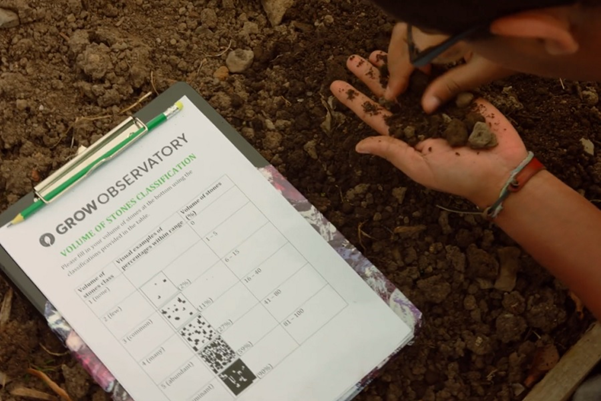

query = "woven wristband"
[482,151,546,220]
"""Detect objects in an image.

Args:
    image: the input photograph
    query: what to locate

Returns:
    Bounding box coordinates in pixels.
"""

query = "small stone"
[200,8,218,29]
[392,187,407,204]
[0,8,19,29]
[210,92,231,111]
[463,295,477,311]
[467,244,499,280]
[512,384,526,397]
[444,118,468,147]
[274,120,291,130]
[581,138,595,156]
[416,275,452,304]
[496,313,527,343]
[226,49,254,73]
[502,291,526,315]
[468,122,498,149]
[68,30,90,55]
[76,43,113,80]
[265,119,275,130]
[464,332,495,356]
[240,21,259,37]
[323,15,334,25]
[353,183,370,196]
[62,364,91,400]
[582,89,599,106]
[456,92,475,108]
[16,99,28,111]
[241,127,255,140]
[465,112,486,132]
[438,211,452,235]
[262,131,282,150]
[403,125,416,139]
[303,140,318,159]
[213,66,229,81]
[261,0,294,26]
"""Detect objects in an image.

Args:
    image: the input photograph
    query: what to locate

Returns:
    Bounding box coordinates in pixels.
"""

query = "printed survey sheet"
[0,96,412,401]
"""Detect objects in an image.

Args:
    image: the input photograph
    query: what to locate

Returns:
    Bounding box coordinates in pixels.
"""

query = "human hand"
[383,23,515,113]
[330,54,528,209]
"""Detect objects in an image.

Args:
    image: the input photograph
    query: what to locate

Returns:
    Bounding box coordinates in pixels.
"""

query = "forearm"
[489,170,601,318]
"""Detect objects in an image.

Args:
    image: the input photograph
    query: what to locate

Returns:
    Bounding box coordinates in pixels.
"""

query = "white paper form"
[0,96,412,401]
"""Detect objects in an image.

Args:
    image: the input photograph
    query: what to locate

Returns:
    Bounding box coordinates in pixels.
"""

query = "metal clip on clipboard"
[33,117,148,204]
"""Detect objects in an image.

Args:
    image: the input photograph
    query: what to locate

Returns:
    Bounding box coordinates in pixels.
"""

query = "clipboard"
[0,82,269,314]
[0,82,421,401]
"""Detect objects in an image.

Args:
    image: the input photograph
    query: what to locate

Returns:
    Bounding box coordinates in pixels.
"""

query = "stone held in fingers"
[0,8,19,28]
[468,121,498,149]
[455,92,475,108]
[226,49,254,73]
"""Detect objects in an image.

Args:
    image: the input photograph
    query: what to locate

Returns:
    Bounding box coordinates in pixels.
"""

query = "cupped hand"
[330,54,528,209]
[383,23,515,113]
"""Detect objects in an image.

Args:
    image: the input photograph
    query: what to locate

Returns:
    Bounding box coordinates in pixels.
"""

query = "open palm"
[330,53,529,209]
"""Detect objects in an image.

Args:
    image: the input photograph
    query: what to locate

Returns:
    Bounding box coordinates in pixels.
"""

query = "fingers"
[383,22,414,101]
[346,55,386,98]
[330,81,392,136]
[422,57,514,113]
[369,50,388,68]
[356,136,427,179]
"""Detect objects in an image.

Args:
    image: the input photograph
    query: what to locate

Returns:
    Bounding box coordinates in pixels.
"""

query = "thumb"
[422,57,514,113]
[356,136,425,178]
[383,23,414,101]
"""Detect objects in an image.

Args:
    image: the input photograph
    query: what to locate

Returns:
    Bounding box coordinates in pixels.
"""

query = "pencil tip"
[9,214,24,226]
[6,222,12,228]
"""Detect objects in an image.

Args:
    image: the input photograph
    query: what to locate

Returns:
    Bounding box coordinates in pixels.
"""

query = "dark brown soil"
[0,0,600,400]
[377,67,493,149]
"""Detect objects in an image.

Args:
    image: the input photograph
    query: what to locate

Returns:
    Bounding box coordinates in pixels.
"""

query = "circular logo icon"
[39,233,55,248]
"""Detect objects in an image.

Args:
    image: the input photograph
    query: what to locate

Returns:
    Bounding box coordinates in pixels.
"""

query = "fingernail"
[423,96,441,112]
[356,144,370,154]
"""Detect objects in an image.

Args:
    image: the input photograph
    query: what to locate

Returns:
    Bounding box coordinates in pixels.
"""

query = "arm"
[478,171,601,318]
[331,53,601,319]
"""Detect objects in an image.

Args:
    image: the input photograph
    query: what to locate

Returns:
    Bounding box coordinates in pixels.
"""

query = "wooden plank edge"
[524,321,601,401]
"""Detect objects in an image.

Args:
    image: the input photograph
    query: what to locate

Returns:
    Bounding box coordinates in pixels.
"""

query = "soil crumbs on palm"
[0,0,600,400]
[376,67,493,149]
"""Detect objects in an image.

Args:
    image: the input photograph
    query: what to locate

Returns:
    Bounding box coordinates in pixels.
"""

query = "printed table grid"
[76,175,349,399]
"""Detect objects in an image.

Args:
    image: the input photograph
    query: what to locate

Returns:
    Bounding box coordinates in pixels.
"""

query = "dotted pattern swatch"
[179,315,217,352]
[219,359,256,396]
[160,295,196,328]
[141,273,177,307]
[199,337,236,373]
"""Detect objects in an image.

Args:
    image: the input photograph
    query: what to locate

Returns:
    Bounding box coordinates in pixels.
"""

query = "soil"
[0,0,600,400]
[376,65,495,150]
